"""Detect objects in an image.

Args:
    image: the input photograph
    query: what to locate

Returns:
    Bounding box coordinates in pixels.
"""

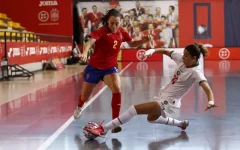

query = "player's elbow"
[163,50,171,57]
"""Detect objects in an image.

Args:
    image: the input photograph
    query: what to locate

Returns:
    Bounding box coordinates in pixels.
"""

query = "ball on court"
[83,122,98,140]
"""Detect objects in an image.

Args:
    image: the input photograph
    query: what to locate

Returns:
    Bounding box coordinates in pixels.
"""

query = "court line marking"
[37,62,133,150]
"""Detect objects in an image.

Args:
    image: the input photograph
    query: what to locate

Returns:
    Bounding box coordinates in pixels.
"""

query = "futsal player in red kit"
[74,9,152,133]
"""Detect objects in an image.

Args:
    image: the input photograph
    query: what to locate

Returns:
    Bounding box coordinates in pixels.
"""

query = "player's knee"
[111,84,121,93]
[147,114,161,122]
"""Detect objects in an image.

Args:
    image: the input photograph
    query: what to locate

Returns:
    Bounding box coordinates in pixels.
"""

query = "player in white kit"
[86,43,218,136]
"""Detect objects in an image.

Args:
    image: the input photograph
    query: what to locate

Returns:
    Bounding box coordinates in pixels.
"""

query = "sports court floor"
[0,61,240,150]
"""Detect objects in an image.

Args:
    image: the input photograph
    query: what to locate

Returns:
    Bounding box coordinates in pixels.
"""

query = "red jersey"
[143,40,165,48]
[142,29,161,40]
[79,15,88,28]
[87,12,103,26]
[89,26,132,69]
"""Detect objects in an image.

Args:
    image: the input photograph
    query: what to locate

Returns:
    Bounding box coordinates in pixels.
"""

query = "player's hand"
[147,35,153,41]
[144,49,155,58]
[142,35,152,42]
[144,35,152,42]
[140,49,155,61]
[79,53,88,62]
[205,101,218,111]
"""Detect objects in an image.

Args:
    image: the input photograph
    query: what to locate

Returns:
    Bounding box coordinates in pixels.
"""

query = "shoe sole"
[111,127,122,133]
[181,120,189,130]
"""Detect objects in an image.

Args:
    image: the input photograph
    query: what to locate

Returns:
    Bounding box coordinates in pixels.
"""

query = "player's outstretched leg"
[87,105,137,136]
[87,101,162,136]
[147,115,189,130]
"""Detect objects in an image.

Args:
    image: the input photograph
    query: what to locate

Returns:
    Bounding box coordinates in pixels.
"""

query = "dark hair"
[169,5,175,11]
[124,15,130,19]
[100,9,121,26]
[185,42,209,60]
[82,8,87,12]
[161,15,167,19]
[148,14,153,18]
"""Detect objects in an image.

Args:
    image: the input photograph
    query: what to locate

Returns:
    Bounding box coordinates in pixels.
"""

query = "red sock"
[78,95,84,107]
[111,93,121,119]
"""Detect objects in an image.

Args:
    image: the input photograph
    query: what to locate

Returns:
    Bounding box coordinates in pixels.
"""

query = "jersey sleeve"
[193,69,207,84]
[170,51,183,64]
[121,28,132,42]
[89,28,103,40]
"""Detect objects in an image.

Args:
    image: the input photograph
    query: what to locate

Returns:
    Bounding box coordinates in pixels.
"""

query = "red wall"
[121,49,163,62]
[179,0,225,47]
[0,0,72,36]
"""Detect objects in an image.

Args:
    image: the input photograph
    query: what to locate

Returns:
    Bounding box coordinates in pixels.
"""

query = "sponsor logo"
[219,48,230,60]
[26,47,36,55]
[51,46,57,53]
[38,11,49,22]
[50,8,59,21]
[60,46,66,52]
[136,49,146,61]
[40,47,48,54]
[39,1,58,7]
[8,48,21,57]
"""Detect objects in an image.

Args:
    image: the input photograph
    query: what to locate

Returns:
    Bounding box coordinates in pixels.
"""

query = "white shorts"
[154,96,180,116]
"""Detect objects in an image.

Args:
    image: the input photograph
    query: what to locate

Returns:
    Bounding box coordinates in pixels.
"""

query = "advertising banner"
[121,49,163,62]
[6,42,72,64]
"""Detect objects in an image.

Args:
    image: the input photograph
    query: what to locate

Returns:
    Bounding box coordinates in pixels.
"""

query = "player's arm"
[199,81,218,111]
[80,38,96,62]
[144,48,172,57]
[82,38,96,55]
[126,35,152,47]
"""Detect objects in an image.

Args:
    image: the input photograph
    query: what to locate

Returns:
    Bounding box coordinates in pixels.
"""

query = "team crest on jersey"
[176,69,183,76]
[172,69,183,84]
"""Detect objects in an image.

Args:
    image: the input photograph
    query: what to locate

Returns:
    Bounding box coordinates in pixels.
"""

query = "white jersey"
[159,51,207,108]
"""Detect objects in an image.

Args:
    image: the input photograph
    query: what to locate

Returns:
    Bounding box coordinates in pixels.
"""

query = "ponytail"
[185,42,209,61]
[195,42,209,58]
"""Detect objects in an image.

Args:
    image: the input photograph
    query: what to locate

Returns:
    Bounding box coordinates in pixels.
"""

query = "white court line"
[37,62,133,150]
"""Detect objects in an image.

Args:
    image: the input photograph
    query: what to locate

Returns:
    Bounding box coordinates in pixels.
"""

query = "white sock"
[148,116,182,127]
[104,106,137,132]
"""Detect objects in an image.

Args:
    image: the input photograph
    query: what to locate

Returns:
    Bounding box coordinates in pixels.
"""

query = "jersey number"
[171,75,178,84]
[113,40,118,49]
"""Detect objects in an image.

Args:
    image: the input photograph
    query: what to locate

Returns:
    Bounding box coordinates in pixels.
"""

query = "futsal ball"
[83,122,99,140]
[197,25,208,35]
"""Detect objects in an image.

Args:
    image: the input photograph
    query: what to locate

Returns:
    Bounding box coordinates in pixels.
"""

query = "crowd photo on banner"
[77,0,178,49]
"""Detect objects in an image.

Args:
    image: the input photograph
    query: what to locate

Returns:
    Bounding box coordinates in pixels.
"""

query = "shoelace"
[98,120,104,126]
[97,120,106,137]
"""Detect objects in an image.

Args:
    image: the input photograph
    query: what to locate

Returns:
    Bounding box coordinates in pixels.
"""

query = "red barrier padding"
[0,42,72,64]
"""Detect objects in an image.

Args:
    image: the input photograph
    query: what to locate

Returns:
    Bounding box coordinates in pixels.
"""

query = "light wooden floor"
[0,64,86,105]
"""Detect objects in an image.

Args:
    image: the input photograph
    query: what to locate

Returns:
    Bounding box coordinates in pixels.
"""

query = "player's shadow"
[148,131,189,150]
[74,135,122,150]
